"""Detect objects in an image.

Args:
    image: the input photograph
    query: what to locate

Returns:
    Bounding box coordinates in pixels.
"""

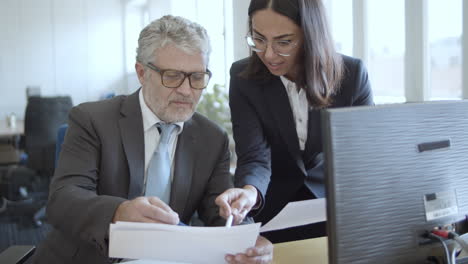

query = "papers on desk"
[110,198,325,263]
[109,221,260,264]
[122,259,188,264]
[259,198,326,233]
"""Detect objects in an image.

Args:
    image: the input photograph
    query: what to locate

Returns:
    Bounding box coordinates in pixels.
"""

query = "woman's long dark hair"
[241,0,343,107]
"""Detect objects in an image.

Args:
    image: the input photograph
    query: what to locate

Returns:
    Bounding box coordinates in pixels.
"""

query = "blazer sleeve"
[197,130,234,226]
[46,106,126,256]
[348,58,374,106]
[229,63,272,200]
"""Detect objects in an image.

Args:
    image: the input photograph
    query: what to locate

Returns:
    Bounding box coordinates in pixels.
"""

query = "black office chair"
[0,96,73,226]
[24,96,73,226]
[0,123,71,264]
[24,96,73,177]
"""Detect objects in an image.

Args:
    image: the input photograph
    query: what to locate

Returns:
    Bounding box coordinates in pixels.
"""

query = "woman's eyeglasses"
[245,34,298,57]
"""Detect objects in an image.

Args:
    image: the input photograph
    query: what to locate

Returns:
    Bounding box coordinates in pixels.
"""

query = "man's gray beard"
[156,102,198,123]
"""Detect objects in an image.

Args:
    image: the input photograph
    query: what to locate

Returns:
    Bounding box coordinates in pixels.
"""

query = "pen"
[225,214,233,228]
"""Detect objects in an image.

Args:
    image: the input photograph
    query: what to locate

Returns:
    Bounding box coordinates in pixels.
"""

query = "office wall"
[0,0,126,119]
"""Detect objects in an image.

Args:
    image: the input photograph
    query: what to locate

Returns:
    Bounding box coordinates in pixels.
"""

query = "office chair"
[30,122,69,227]
[0,124,69,264]
[24,96,72,177]
[28,96,72,225]
[55,124,68,167]
[22,96,73,226]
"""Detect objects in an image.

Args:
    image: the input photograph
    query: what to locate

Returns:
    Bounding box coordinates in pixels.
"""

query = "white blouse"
[280,76,309,151]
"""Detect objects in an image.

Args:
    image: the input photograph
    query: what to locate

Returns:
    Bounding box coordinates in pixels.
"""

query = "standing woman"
[216,0,374,243]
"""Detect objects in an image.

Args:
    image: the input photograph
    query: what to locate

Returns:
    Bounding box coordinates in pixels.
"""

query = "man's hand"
[112,196,179,224]
[215,185,258,224]
[225,236,273,264]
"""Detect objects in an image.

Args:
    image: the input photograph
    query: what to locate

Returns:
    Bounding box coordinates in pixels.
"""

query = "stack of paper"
[109,198,326,263]
[109,222,260,264]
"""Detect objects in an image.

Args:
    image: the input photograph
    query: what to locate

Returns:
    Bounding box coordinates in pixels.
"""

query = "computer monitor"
[322,100,468,264]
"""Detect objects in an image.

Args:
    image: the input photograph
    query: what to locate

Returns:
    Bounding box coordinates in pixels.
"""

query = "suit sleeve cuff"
[248,187,264,217]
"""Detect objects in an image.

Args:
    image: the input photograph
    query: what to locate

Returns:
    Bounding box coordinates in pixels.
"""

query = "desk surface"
[273,237,328,264]
[0,120,24,137]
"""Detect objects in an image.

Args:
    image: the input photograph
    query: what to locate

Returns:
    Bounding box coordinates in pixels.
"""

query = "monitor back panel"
[322,101,468,264]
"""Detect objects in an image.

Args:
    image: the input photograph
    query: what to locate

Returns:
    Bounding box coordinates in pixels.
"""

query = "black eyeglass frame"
[146,62,212,90]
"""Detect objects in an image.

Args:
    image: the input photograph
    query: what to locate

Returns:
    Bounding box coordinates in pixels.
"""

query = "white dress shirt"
[139,90,184,188]
[280,76,309,151]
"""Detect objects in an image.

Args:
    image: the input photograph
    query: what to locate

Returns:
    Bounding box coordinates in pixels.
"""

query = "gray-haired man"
[33,15,272,264]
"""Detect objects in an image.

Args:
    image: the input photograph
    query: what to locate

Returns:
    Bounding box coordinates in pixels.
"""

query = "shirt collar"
[280,76,295,92]
[280,76,307,96]
[139,89,184,134]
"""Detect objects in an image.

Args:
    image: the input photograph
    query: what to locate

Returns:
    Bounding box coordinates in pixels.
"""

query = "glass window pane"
[428,0,462,100]
[171,0,226,90]
[328,0,353,56]
[368,0,405,104]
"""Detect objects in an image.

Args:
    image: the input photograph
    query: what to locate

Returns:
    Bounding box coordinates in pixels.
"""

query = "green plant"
[197,84,232,136]
[197,84,236,167]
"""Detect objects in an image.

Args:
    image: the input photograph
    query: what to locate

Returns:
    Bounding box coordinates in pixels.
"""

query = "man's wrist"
[112,200,129,223]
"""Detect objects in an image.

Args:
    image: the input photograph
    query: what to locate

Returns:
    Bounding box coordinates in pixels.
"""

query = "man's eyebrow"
[252,29,295,39]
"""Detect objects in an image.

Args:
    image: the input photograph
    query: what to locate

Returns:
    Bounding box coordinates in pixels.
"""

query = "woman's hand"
[215,185,258,224]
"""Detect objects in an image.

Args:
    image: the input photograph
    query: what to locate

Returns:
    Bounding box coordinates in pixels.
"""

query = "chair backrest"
[55,124,68,167]
[24,96,73,176]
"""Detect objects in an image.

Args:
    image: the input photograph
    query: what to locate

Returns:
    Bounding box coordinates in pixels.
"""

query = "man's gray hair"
[136,15,211,65]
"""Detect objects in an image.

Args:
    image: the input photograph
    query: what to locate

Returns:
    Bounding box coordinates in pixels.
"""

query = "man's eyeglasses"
[246,34,299,57]
[146,63,212,90]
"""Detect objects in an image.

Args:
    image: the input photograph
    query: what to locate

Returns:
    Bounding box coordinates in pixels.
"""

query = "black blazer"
[229,55,374,224]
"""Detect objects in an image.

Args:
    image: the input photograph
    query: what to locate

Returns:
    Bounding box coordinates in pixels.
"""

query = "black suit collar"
[263,77,307,175]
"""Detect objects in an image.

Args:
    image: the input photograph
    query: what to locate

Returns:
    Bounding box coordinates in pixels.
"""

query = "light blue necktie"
[145,123,177,204]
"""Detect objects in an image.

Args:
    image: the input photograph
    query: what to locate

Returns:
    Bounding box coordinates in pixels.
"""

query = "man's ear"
[135,62,146,86]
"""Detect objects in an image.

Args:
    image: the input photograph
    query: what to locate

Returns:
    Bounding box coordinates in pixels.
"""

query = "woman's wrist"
[243,185,261,209]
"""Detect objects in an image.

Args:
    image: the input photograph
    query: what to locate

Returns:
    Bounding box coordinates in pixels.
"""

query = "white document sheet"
[259,198,326,233]
[109,221,260,264]
[122,259,188,264]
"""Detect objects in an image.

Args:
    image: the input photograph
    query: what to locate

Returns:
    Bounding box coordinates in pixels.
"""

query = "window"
[124,1,146,74]
[171,0,227,91]
[367,0,405,104]
[328,0,353,56]
[428,0,462,100]
[326,0,465,103]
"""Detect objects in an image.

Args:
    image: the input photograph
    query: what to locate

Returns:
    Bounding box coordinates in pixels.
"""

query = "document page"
[259,198,326,233]
[109,222,260,264]
[122,260,188,264]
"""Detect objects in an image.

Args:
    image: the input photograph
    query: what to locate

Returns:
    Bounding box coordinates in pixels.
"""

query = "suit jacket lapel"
[170,118,196,215]
[303,108,322,157]
[119,90,145,199]
[264,77,307,175]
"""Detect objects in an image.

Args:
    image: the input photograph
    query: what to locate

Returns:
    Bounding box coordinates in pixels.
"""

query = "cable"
[428,232,452,264]
[449,232,468,253]
[451,245,459,264]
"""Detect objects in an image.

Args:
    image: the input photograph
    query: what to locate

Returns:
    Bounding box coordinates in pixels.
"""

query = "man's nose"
[175,77,192,96]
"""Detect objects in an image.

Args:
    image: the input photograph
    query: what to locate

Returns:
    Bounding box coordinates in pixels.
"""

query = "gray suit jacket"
[33,90,233,264]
